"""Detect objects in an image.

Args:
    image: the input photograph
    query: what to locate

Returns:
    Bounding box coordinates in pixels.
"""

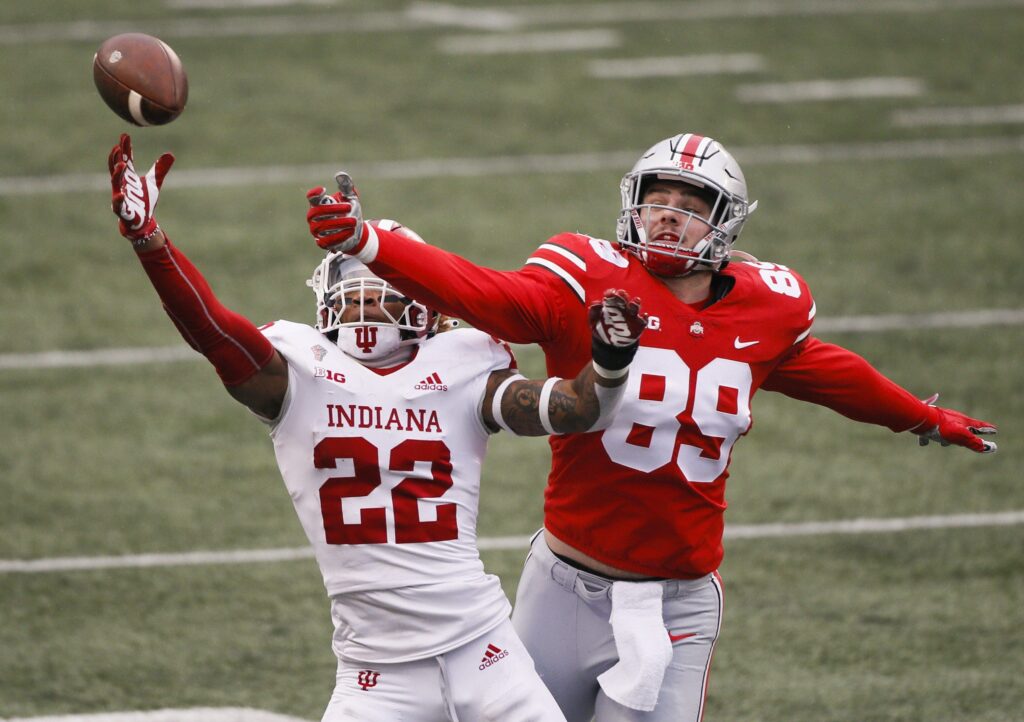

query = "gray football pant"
[512,532,724,722]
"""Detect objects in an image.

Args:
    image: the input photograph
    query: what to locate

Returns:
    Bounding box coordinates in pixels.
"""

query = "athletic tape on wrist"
[354,223,379,263]
[590,337,638,374]
[591,381,627,431]
[539,376,563,435]
[491,373,527,434]
[592,360,629,380]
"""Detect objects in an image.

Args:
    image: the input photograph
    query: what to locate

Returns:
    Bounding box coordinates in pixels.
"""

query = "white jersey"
[261,321,516,662]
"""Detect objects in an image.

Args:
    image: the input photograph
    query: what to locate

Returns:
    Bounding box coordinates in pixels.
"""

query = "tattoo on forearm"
[498,365,607,436]
[502,384,546,436]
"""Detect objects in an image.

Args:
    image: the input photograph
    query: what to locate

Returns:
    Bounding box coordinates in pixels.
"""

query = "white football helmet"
[616,133,757,277]
[307,220,438,361]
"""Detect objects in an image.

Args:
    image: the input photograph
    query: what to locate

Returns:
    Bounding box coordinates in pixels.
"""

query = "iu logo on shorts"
[354,326,379,354]
[357,670,380,691]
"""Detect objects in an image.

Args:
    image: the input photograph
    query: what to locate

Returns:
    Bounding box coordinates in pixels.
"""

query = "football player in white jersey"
[106,134,648,722]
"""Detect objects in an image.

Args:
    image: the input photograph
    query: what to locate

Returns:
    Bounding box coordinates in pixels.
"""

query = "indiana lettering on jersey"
[326,403,443,433]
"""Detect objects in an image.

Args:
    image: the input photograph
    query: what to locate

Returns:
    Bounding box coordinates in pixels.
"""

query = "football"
[93,33,188,126]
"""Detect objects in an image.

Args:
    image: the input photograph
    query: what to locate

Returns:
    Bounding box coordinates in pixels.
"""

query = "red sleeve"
[137,239,276,386]
[762,336,930,433]
[367,228,565,344]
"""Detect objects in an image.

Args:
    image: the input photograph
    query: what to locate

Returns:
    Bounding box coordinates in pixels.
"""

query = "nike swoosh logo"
[734,337,759,349]
[668,631,697,643]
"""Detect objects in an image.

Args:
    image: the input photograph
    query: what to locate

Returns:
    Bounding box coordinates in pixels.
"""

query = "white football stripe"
[437,29,620,55]
[892,103,1024,127]
[813,307,1024,333]
[5,0,1024,45]
[589,53,765,79]
[127,90,151,126]
[5,136,1024,197]
[524,257,586,303]
[167,0,336,7]
[737,77,925,103]
[1,308,1022,371]
[0,346,197,369]
[537,242,587,270]
[2,511,1022,574]
[404,2,523,30]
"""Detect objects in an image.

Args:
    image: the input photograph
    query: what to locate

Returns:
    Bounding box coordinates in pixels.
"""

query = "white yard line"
[893,103,1024,127]
[405,2,523,31]
[736,77,925,103]
[4,0,1024,44]
[437,29,620,55]
[167,0,337,7]
[1,310,1022,372]
[588,53,765,79]
[1,709,311,722]
[0,346,198,370]
[3,511,1022,574]
[506,0,1024,24]
[4,135,1024,198]
[0,12,418,45]
[2,309,1022,372]
[813,308,1024,333]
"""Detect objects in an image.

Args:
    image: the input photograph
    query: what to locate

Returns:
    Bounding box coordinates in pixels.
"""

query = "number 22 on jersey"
[601,348,753,483]
[314,437,459,545]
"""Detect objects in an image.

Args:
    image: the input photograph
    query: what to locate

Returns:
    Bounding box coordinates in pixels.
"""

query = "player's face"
[640,181,714,250]
[337,288,409,324]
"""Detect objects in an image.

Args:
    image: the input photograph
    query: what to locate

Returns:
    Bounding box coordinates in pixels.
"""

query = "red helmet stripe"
[681,133,706,161]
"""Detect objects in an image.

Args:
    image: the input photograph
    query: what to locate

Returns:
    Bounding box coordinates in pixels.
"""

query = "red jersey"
[365,230,932,578]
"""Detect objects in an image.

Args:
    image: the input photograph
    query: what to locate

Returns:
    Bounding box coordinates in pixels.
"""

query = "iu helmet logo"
[353,326,379,354]
[357,670,380,691]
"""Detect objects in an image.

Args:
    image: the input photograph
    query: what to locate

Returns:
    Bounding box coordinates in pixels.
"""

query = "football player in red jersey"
[305,133,997,721]
[106,133,653,722]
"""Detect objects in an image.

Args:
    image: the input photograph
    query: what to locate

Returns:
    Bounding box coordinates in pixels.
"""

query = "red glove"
[305,172,368,252]
[588,289,647,373]
[108,134,174,242]
[912,394,998,454]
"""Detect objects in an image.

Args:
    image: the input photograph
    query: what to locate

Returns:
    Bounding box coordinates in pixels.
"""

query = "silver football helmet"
[307,220,437,361]
[616,133,757,277]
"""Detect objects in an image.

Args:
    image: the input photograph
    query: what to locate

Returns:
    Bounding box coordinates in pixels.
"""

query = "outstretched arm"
[481,290,647,436]
[764,336,997,453]
[305,180,562,344]
[108,134,288,419]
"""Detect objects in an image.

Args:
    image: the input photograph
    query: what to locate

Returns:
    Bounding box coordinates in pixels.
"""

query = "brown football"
[93,33,188,126]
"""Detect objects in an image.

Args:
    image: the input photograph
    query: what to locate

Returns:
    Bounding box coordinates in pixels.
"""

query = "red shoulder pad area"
[724,260,817,345]
[524,233,632,305]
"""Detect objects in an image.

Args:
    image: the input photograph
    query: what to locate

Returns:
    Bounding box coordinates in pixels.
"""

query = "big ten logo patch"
[357,670,381,691]
[315,367,346,384]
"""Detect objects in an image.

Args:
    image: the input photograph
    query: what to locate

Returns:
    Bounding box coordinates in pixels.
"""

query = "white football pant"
[512,532,724,722]
[322,618,566,721]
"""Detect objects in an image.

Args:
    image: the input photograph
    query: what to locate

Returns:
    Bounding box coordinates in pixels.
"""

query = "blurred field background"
[1,1,1022,720]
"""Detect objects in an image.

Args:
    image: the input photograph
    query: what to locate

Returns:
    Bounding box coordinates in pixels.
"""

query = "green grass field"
[1,1,1022,720]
